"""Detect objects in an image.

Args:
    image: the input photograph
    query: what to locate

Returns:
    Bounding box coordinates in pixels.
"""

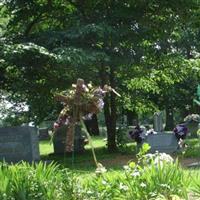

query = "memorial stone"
[53,124,86,154]
[0,126,40,163]
[153,112,163,133]
[143,133,178,153]
[141,112,179,153]
[39,128,50,140]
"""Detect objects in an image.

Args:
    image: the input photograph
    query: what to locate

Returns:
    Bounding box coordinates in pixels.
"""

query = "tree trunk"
[99,64,117,152]
[165,106,174,131]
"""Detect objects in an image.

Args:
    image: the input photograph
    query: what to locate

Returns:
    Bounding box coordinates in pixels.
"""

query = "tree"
[1,0,200,151]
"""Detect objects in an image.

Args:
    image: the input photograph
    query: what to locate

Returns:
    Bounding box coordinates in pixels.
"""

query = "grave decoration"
[184,114,200,138]
[129,112,179,153]
[129,125,145,144]
[173,123,188,140]
[54,78,120,167]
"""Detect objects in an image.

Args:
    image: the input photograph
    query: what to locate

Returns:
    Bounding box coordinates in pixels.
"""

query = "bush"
[0,162,76,200]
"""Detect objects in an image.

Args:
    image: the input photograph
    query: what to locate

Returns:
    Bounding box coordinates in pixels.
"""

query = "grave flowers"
[173,123,188,141]
[129,125,145,144]
[184,114,200,138]
[184,114,200,123]
[54,78,120,168]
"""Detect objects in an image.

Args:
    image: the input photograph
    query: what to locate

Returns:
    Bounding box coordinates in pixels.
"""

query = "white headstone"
[153,112,163,133]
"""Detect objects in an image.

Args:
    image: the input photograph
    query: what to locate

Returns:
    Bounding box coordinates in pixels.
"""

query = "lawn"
[39,136,200,174]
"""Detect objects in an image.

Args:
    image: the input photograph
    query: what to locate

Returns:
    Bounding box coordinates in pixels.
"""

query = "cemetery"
[1,1,200,200]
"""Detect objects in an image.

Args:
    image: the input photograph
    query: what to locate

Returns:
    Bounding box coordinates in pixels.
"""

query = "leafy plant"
[191,173,200,198]
[79,144,189,200]
[0,162,77,200]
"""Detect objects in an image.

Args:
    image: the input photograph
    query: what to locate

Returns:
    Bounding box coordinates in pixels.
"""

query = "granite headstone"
[0,126,40,163]
[153,112,163,133]
[143,133,178,153]
[38,128,50,140]
[53,124,86,154]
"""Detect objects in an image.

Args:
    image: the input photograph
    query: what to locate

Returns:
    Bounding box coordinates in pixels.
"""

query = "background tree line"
[0,0,200,152]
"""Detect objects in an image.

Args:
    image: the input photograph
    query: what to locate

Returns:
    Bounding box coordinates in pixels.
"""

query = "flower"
[119,183,129,191]
[53,122,60,129]
[143,152,173,167]
[95,163,107,175]
[131,171,140,177]
[140,182,146,188]
[184,114,200,122]
[173,124,188,140]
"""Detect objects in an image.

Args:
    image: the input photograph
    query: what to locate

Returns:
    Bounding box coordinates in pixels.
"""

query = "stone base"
[142,133,179,154]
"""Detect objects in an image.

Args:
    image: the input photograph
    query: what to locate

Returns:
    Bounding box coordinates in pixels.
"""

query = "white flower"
[95,163,107,175]
[123,165,129,170]
[131,171,140,177]
[102,180,107,185]
[119,183,129,191]
[140,182,146,188]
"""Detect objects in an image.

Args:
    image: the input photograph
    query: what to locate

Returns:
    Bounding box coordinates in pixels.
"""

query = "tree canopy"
[1,0,200,151]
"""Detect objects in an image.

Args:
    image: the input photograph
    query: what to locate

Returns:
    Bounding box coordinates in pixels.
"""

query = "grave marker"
[153,112,163,133]
[0,126,40,163]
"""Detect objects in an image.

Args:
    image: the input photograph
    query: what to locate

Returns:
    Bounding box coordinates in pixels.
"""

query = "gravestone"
[38,128,50,140]
[143,133,178,153]
[0,126,40,163]
[142,112,179,153]
[53,124,86,154]
[153,112,163,133]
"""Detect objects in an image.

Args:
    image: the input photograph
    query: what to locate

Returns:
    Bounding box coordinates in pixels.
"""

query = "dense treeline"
[0,0,200,151]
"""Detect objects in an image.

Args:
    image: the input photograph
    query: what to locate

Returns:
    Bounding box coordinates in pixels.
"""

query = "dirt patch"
[99,154,200,169]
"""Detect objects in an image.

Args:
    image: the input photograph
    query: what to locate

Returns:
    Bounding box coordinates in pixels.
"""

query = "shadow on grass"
[40,144,137,173]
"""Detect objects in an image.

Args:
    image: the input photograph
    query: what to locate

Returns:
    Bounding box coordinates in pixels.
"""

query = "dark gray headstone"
[53,124,86,154]
[143,133,178,153]
[0,126,40,163]
[39,128,50,140]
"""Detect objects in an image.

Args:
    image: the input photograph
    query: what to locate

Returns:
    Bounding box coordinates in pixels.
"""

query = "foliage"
[78,144,189,200]
[191,173,200,198]
[0,162,77,200]
[116,125,129,151]
[1,0,200,150]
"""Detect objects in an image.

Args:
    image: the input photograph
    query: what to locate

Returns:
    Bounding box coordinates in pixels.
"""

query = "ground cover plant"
[0,162,76,200]
[1,140,200,200]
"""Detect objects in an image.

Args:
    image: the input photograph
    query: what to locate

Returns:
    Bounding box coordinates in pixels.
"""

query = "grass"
[183,138,200,158]
[39,136,200,174]
[39,136,138,173]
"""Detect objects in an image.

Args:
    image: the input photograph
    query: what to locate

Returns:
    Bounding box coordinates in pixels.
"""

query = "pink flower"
[53,122,60,129]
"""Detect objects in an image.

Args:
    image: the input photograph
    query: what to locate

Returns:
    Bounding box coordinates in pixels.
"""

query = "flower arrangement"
[173,123,188,140]
[184,114,200,123]
[54,78,120,168]
[129,125,145,144]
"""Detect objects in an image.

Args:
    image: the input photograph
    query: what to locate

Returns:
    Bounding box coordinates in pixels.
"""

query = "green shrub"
[0,162,76,200]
